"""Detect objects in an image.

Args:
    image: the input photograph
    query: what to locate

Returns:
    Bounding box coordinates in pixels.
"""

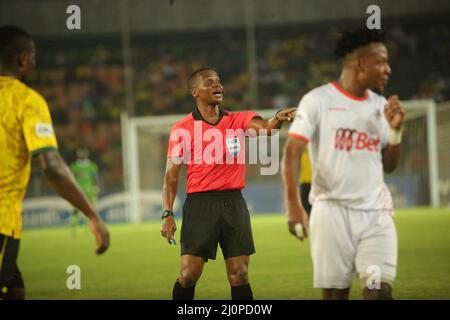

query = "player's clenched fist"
[287,202,309,242]
[384,95,405,130]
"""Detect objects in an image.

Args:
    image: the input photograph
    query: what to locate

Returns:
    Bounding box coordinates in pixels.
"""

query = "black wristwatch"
[161,210,174,219]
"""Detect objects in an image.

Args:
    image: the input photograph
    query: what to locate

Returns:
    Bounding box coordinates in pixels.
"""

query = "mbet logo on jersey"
[335,128,381,152]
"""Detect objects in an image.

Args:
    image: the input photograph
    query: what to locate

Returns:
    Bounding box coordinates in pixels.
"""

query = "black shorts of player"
[180,189,256,261]
[299,183,312,215]
[0,233,25,298]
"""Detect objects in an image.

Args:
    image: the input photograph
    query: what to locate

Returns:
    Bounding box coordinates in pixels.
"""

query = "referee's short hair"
[188,67,216,91]
[0,25,33,65]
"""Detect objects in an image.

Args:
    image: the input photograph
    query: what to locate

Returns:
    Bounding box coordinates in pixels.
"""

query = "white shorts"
[310,200,397,289]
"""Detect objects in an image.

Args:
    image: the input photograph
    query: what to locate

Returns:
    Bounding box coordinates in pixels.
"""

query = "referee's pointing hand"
[161,216,177,244]
[276,107,297,122]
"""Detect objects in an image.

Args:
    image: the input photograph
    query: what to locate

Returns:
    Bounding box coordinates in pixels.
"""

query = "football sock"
[172,279,195,300]
[231,283,253,300]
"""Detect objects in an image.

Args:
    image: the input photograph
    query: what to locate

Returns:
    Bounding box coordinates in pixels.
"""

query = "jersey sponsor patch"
[226,137,241,157]
[35,123,54,138]
[334,128,380,152]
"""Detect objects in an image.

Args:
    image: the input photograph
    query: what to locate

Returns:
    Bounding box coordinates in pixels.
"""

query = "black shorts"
[0,234,25,298]
[180,190,256,261]
[300,183,312,215]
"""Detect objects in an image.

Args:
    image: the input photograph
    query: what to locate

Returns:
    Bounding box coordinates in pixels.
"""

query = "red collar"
[331,81,368,101]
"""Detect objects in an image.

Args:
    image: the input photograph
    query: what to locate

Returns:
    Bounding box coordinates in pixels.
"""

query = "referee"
[161,68,295,300]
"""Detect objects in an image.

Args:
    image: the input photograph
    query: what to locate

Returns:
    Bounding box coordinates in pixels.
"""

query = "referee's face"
[193,70,224,105]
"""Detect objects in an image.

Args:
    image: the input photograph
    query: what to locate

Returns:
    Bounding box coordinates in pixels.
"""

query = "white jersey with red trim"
[288,82,393,211]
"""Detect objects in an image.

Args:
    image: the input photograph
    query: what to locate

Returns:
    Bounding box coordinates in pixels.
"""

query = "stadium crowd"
[28,20,450,196]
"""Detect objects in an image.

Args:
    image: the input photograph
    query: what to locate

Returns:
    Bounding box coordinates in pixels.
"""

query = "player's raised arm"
[248,107,296,135]
[282,137,309,241]
[161,158,182,244]
[382,95,406,173]
[36,150,110,254]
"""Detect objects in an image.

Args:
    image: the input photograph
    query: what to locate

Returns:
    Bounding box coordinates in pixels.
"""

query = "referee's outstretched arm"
[248,107,296,135]
[36,151,110,254]
[161,158,181,243]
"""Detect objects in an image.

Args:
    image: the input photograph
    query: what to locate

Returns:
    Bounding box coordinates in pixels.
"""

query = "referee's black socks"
[172,280,253,300]
[231,283,254,300]
[172,279,196,300]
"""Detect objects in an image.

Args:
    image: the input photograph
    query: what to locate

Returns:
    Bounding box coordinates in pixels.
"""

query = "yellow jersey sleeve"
[21,90,58,156]
[299,149,312,184]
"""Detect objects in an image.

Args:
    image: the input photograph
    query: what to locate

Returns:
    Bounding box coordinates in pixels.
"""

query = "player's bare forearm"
[37,151,99,221]
[163,159,182,211]
[382,144,400,173]
[282,137,305,209]
[283,137,310,239]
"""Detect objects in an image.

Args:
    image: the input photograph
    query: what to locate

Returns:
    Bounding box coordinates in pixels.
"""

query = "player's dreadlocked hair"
[0,25,33,65]
[334,28,386,59]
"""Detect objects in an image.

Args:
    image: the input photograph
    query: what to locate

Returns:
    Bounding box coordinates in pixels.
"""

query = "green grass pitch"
[19,208,450,299]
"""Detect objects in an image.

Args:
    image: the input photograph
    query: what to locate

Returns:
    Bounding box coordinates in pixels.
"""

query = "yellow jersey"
[0,76,58,239]
[298,148,312,184]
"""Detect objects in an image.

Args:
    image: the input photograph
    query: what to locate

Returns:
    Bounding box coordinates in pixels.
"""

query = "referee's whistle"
[169,238,177,245]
